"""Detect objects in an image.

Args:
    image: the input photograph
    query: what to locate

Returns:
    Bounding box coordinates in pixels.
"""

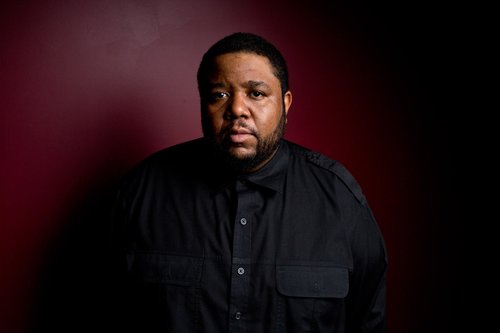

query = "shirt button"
[240,218,247,226]
[235,311,242,320]
[237,267,245,275]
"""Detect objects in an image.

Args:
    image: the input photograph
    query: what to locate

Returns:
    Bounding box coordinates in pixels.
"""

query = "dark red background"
[1,1,467,332]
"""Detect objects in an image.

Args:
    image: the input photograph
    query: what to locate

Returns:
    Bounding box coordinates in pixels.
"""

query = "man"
[110,32,387,332]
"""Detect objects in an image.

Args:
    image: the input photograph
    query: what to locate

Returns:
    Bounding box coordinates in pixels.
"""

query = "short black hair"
[197,32,289,99]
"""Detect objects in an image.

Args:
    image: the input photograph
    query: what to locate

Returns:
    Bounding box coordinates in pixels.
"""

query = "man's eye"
[211,92,229,100]
[250,91,264,98]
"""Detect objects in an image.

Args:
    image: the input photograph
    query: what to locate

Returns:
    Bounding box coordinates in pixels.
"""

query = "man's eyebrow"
[207,81,270,89]
[208,82,227,89]
[245,80,270,89]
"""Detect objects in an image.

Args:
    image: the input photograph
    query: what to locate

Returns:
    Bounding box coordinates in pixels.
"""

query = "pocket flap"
[276,265,349,298]
[126,252,203,286]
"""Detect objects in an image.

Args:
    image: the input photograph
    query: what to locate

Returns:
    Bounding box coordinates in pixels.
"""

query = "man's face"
[201,52,292,172]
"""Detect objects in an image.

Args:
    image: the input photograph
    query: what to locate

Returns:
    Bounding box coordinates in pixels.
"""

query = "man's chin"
[227,146,256,160]
[207,138,273,173]
[215,147,257,173]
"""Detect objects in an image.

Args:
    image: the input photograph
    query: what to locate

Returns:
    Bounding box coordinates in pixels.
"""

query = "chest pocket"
[276,265,349,332]
[125,252,203,332]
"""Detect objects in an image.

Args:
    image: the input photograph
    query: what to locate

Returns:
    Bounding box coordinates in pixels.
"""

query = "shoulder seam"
[287,142,367,204]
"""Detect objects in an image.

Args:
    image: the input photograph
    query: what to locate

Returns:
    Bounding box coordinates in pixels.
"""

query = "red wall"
[1,1,463,332]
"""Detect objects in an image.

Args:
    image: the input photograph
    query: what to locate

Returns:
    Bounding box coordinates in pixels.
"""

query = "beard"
[202,110,286,173]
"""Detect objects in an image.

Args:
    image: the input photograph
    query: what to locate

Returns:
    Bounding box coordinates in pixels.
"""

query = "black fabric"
[109,137,387,333]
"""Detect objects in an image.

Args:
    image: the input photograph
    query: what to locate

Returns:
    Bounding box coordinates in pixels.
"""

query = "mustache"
[220,120,258,138]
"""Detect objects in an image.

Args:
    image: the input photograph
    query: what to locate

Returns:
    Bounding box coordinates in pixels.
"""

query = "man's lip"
[227,128,254,143]
[230,127,253,135]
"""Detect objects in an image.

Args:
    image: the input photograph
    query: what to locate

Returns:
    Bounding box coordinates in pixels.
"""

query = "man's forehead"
[207,55,277,83]
[211,52,273,70]
[208,80,271,89]
[214,51,268,61]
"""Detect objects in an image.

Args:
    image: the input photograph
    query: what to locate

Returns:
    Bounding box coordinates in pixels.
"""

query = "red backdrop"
[1,1,464,332]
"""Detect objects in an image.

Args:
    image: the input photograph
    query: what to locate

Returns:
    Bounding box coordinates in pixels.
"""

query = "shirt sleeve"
[346,201,388,333]
[106,184,141,333]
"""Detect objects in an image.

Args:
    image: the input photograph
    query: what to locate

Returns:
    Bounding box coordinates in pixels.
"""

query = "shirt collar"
[235,140,289,193]
[209,140,289,194]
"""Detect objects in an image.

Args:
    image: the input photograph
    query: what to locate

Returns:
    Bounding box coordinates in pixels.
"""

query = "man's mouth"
[229,128,254,143]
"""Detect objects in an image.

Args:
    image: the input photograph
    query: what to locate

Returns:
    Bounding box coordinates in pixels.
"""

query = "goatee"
[203,111,286,173]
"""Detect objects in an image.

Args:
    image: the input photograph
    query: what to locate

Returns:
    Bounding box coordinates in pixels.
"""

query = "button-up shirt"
[110,138,387,332]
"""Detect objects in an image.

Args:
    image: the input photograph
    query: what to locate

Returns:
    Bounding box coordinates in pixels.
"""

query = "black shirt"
[110,138,387,333]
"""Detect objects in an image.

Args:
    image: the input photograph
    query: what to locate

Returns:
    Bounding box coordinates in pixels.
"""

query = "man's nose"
[225,93,249,119]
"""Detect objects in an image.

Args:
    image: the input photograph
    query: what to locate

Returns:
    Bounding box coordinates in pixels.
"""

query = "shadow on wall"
[26,96,165,333]
[28,180,118,332]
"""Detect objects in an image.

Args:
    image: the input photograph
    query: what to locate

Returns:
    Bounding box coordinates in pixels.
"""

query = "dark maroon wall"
[1,1,465,332]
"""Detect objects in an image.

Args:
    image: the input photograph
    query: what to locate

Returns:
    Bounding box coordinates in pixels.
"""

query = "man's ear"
[284,91,292,119]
